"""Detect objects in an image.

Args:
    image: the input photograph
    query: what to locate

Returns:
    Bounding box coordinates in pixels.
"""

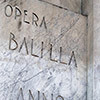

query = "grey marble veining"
[0,0,87,100]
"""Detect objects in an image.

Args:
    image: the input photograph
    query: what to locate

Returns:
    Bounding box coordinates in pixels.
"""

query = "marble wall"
[87,0,93,100]
[93,0,100,100]
[39,0,81,13]
[0,0,87,100]
[87,0,100,99]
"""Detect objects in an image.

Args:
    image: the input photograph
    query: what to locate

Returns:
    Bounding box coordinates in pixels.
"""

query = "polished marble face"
[0,0,87,100]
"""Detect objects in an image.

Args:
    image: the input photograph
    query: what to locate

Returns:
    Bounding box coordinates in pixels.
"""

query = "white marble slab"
[0,0,87,100]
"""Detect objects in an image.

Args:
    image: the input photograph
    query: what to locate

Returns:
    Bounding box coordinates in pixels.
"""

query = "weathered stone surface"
[0,0,87,100]
[93,0,100,100]
[39,0,81,13]
[87,0,100,100]
[87,0,93,100]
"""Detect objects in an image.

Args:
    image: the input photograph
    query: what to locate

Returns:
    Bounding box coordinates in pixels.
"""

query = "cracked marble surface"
[39,0,81,13]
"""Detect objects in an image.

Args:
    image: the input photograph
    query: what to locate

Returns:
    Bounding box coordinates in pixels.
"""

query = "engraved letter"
[17,88,24,100]
[5,5,13,17]
[29,90,34,100]
[24,10,30,24]
[32,13,39,26]
[19,37,29,55]
[31,39,39,57]
[56,95,64,100]
[68,51,77,67]
[38,91,40,100]
[40,16,47,29]
[42,93,47,100]
[59,47,67,65]
[50,44,58,62]
[41,42,44,58]
[15,6,22,19]
[51,94,53,100]
[9,32,18,50]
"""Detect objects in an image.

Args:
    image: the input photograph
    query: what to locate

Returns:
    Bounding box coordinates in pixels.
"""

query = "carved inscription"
[17,88,64,100]
[5,5,47,29]
[0,1,87,100]
[4,4,78,67]
[9,33,77,67]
